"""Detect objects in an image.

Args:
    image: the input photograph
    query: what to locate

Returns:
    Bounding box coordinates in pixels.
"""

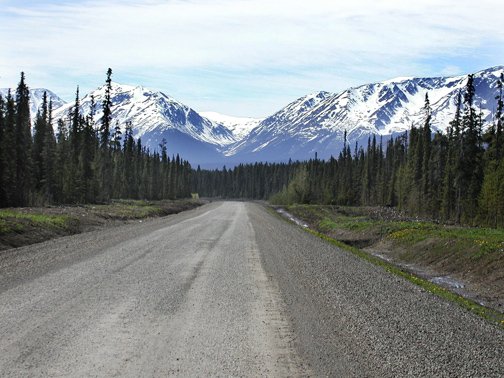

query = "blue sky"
[1,0,503,117]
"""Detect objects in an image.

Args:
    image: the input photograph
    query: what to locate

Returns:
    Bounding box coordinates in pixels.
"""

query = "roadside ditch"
[273,204,504,328]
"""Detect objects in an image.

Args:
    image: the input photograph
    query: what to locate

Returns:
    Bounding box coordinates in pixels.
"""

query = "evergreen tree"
[15,72,33,206]
[32,91,48,192]
[441,91,462,221]
[3,91,17,205]
[54,118,70,202]
[480,73,504,226]
[42,99,57,202]
[122,122,135,198]
[421,93,432,213]
[79,109,97,202]
[98,68,113,201]
[0,94,5,206]
[458,74,484,223]
[68,87,84,202]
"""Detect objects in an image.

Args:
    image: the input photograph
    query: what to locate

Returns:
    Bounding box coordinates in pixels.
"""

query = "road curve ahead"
[0,201,503,377]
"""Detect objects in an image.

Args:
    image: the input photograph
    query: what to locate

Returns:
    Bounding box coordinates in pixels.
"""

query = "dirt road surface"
[0,202,503,376]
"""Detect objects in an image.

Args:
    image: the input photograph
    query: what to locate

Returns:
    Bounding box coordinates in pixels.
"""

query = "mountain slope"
[227,66,504,162]
[200,112,262,140]
[0,88,66,124]
[53,83,237,166]
[3,66,502,167]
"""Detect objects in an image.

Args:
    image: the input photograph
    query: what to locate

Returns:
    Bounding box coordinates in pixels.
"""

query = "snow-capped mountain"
[200,112,263,140]
[227,66,504,162]
[4,65,501,167]
[53,83,237,165]
[0,88,66,124]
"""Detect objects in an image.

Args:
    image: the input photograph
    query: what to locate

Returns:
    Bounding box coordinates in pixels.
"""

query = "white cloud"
[440,65,463,76]
[0,0,503,116]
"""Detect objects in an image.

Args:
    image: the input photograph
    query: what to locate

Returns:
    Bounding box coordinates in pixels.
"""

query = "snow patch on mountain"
[0,88,66,125]
[53,83,237,151]
[3,65,502,167]
[200,111,262,140]
[226,66,504,161]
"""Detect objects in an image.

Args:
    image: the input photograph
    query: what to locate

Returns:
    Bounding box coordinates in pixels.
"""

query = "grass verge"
[83,199,199,219]
[268,205,504,330]
[287,205,504,276]
[0,210,75,234]
[0,199,203,250]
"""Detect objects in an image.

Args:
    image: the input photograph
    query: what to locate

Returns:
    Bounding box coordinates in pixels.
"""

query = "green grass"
[388,224,504,261]
[287,204,504,260]
[0,210,72,234]
[88,200,162,219]
[0,199,202,250]
[0,199,201,236]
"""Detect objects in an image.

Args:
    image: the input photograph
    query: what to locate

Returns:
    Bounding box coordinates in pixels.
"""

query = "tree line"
[193,73,504,228]
[0,69,192,207]
[2,69,503,228]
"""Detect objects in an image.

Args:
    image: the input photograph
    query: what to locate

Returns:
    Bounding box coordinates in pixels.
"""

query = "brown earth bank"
[0,199,204,251]
[277,204,504,314]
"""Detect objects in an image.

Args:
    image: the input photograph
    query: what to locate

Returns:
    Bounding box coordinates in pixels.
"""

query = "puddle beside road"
[276,208,309,228]
[368,250,493,309]
[430,275,465,290]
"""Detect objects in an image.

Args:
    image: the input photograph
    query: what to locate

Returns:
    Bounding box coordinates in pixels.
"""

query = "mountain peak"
[5,65,503,168]
[53,82,236,158]
[227,65,504,163]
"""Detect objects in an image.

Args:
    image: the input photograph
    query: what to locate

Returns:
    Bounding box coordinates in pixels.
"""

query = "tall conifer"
[15,72,33,205]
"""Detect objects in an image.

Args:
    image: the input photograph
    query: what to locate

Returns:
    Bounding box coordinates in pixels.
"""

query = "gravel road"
[0,201,503,376]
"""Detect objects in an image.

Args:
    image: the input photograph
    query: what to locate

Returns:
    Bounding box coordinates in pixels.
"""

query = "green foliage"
[479,158,504,227]
[198,74,504,229]
[290,204,504,262]
[318,218,338,232]
[1,71,192,209]
[88,200,160,219]
[270,166,311,205]
[0,209,71,234]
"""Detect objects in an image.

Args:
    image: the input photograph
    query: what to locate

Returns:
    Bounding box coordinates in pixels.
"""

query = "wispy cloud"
[1,0,503,116]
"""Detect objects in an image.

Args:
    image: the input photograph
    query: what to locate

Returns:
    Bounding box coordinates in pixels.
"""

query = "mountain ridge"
[2,65,503,167]
[227,65,503,162]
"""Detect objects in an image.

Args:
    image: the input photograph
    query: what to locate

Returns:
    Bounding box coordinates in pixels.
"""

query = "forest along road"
[0,202,503,377]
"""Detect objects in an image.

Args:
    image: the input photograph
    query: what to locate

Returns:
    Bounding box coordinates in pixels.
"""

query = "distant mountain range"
[227,66,502,163]
[2,65,503,168]
[52,83,236,166]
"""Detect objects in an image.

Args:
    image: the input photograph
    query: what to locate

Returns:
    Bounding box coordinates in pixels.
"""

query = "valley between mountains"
[2,65,503,168]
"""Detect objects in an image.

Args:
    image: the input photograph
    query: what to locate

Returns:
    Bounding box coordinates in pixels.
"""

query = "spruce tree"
[99,68,113,201]
[42,99,57,202]
[479,73,504,226]
[441,91,462,221]
[54,118,70,202]
[159,138,169,198]
[79,111,96,202]
[3,91,17,205]
[69,87,83,202]
[421,93,432,213]
[15,72,33,206]
[123,122,136,198]
[32,91,49,192]
[459,74,483,222]
[0,94,5,206]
